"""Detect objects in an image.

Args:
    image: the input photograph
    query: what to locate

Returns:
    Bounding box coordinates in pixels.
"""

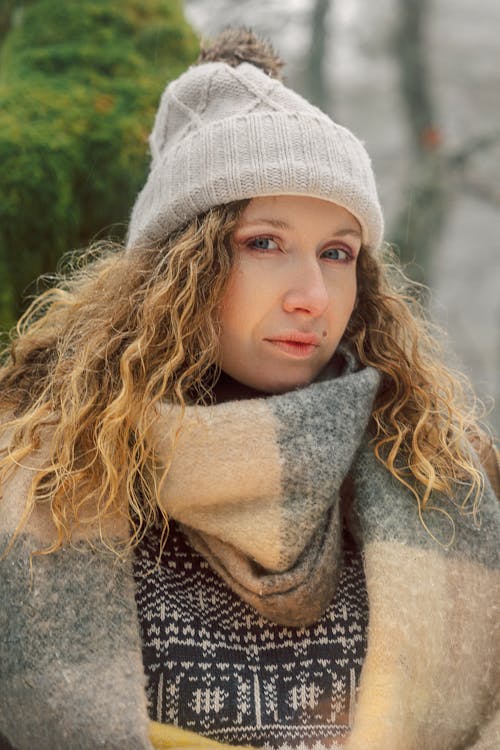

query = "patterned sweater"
[134,520,368,749]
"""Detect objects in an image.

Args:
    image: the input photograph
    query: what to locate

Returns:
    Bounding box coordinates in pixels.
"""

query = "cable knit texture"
[127,61,384,251]
[1,351,499,749]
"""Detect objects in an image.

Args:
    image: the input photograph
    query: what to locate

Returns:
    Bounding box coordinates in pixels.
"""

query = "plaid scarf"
[1,350,499,749]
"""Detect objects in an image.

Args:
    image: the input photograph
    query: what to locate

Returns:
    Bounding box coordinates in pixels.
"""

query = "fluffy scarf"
[1,351,499,750]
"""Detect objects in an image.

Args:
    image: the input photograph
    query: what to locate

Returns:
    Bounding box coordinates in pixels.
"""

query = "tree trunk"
[391,0,448,284]
[304,0,332,109]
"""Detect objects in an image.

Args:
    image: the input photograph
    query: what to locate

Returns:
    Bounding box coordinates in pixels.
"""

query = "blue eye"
[321,247,351,261]
[249,237,279,251]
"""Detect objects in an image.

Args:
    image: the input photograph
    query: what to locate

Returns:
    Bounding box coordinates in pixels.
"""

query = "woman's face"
[218,195,361,393]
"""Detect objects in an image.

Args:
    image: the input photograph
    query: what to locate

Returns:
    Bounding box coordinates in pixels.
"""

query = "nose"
[282,260,329,317]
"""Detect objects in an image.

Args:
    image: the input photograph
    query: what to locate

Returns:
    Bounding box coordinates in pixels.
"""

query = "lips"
[267,332,321,346]
[264,332,321,358]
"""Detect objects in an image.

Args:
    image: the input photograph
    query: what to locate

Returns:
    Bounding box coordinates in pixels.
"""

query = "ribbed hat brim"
[127,111,383,251]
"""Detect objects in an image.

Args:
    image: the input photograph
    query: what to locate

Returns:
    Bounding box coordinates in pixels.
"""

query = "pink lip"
[267,332,321,345]
[264,332,321,358]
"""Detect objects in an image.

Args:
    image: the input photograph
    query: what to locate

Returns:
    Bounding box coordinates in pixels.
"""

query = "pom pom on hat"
[196,27,284,80]
[127,28,384,252]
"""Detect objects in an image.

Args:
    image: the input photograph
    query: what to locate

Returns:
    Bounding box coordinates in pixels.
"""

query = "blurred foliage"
[0,0,198,330]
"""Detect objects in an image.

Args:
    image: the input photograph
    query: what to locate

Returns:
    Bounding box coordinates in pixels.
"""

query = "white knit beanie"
[127,30,384,252]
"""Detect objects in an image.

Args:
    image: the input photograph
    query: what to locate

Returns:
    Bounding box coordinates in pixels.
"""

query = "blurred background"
[1,0,499,432]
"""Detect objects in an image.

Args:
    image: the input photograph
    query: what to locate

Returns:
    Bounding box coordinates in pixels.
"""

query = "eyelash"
[244,236,355,262]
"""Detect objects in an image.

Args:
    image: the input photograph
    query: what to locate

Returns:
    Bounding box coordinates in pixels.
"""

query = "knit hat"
[127,29,384,251]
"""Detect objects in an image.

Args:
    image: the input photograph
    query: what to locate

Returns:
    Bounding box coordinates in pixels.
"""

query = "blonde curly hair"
[0,200,486,555]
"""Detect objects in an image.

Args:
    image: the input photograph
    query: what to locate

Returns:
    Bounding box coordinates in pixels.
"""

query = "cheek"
[218,270,255,341]
[329,275,357,319]
[219,263,275,335]
[347,280,358,316]
[340,281,358,339]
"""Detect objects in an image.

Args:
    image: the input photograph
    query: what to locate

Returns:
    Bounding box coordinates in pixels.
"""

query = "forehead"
[238,195,362,237]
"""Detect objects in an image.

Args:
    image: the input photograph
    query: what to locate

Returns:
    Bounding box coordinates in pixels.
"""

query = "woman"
[0,29,499,750]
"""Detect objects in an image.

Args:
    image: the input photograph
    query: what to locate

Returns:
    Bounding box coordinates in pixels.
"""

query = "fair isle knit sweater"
[134,518,369,749]
[0,355,499,750]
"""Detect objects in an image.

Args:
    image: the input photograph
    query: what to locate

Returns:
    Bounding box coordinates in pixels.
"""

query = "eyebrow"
[240,217,362,239]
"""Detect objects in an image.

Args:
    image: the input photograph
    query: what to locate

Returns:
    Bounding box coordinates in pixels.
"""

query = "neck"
[212,371,266,404]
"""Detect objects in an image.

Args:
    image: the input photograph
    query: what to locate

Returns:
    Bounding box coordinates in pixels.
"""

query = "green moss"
[0,0,198,318]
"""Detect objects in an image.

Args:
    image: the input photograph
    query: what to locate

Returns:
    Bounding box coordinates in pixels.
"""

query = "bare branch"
[448,131,500,169]
[462,176,500,208]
